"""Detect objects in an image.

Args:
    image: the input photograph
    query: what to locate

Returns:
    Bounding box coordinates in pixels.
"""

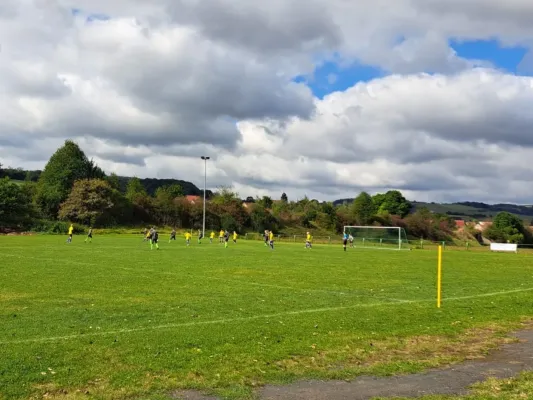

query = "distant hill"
[411,201,533,223]
[115,176,212,197]
[0,167,209,197]
[334,197,533,223]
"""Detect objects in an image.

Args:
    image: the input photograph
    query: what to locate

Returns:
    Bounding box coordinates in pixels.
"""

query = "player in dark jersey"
[197,229,203,244]
[224,230,230,248]
[342,232,349,251]
[151,229,159,250]
[85,227,93,243]
[169,228,176,242]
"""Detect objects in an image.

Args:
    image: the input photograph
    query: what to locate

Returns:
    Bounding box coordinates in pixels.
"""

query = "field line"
[3,287,533,345]
[1,299,411,345]
[442,287,533,301]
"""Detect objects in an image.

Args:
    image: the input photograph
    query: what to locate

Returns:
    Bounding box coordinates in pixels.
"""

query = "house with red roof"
[185,195,201,204]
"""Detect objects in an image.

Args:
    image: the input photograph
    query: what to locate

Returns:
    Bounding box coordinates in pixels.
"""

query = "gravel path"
[177,329,533,400]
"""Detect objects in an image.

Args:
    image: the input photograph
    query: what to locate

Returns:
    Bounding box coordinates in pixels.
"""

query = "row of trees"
[1,140,531,243]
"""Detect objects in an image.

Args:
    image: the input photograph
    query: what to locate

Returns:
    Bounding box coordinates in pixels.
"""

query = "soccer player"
[147,227,154,245]
[349,234,354,248]
[185,231,192,246]
[268,230,274,250]
[66,224,74,243]
[224,230,230,248]
[209,231,215,243]
[197,229,203,244]
[143,228,149,241]
[151,229,160,250]
[219,229,224,243]
[305,231,312,249]
[85,227,93,243]
[169,228,176,242]
[264,230,269,246]
[343,231,349,251]
[232,231,238,244]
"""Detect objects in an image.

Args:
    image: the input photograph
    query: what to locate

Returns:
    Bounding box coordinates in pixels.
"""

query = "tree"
[351,192,375,225]
[35,140,105,218]
[125,177,147,201]
[58,179,122,226]
[281,192,288,202]
[152,184,184,227]
[107,173,120,191]
[373,190,411,217]
[211,186,240,206]
[220,213,239,232]
[256,195,273,209]
[485,212,531,244]
[319,201,337,230]
[249,204,278,232]
[155,184,183,200]
[0,177,35,228]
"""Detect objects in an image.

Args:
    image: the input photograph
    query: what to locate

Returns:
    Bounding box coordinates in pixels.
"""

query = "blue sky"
[304,39,530,99]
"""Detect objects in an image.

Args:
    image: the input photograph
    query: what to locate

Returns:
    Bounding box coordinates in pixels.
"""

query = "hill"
[411,201,533,223]
[334,197,533,223]
[0,167,209,197]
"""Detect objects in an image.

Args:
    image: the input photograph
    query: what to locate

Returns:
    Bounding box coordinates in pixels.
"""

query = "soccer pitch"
[2,235,533,399]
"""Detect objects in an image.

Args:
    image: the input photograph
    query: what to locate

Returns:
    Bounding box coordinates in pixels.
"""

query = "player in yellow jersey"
[209,231,215,243]
[305,231,312,249]
[232,231,238,244]
[268,230,274,250]
[66,224,74,243]
[185,231,192,246]
[146,227,154,245]
[219,229,224,243]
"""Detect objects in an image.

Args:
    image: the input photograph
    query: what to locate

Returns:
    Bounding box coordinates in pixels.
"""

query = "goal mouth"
[343,225,411,250]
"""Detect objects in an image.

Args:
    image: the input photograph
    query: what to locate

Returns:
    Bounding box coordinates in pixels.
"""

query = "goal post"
[343,226,410,250]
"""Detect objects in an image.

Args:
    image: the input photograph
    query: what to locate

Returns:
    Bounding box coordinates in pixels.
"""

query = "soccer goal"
[343,226,410,250]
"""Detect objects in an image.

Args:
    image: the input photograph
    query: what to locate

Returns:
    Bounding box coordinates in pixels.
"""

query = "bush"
[28,220,85,234]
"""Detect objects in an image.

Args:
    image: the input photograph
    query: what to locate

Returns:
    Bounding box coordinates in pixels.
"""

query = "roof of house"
[185,195,201,202]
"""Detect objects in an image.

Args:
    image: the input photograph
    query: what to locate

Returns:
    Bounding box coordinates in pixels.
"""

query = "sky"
[1,1,533,203]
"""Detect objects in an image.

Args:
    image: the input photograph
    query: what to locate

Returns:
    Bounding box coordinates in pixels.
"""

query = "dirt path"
[177,329,533,400]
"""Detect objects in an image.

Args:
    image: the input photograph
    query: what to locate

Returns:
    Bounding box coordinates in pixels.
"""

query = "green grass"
[2,235,533,400]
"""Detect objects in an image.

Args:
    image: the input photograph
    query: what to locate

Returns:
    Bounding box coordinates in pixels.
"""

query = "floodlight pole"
[201,156,210,238]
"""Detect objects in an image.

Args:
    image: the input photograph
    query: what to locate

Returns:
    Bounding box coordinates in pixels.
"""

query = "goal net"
[343,226,410,250]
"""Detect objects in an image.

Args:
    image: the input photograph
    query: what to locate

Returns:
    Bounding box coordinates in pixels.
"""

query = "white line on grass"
[0,298,412,345]
[443,287,533,301]
[3,287,533,345]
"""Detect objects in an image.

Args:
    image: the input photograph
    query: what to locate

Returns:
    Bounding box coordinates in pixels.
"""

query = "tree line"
[0,140,531,243]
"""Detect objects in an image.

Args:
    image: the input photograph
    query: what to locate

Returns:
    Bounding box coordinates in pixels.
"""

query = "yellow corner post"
[437,245,442,308]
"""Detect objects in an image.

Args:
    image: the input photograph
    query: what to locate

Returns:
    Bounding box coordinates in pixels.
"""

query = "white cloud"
[1,0,533,203]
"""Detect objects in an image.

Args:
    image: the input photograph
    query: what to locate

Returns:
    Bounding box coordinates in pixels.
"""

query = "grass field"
[2,235,533,400]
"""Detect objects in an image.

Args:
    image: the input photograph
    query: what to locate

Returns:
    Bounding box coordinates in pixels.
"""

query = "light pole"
[201,156,210,239]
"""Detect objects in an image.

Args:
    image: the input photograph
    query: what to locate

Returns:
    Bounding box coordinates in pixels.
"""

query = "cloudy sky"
[1,0,533,203]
